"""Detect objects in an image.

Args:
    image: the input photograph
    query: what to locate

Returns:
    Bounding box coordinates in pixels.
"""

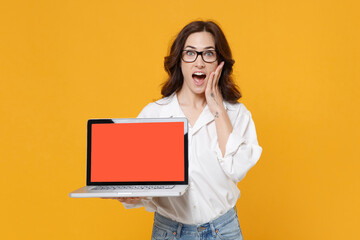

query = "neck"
[177,88,206,109]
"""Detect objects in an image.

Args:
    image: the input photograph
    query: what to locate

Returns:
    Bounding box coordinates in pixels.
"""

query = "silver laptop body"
[69,118,188,198]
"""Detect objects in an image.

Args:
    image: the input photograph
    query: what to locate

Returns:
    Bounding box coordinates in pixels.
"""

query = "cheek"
[210,63,218,72]
[180,64,190,78]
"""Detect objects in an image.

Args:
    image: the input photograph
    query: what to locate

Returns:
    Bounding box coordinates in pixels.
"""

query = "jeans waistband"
[154,206,237,232]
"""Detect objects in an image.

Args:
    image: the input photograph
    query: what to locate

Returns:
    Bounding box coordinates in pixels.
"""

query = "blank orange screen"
[91,122,185,182]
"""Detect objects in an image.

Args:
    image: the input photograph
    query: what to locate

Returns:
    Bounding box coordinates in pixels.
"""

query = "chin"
[191,87,206,95]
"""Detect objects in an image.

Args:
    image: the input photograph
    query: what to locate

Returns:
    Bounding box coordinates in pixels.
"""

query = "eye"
[204,50,214,56]
[185,50,195,56]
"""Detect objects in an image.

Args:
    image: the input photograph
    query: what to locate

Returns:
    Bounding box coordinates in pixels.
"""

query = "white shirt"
[122,93,262,225]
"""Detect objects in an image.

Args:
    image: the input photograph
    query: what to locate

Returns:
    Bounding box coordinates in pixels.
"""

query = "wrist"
[213,106,227,118]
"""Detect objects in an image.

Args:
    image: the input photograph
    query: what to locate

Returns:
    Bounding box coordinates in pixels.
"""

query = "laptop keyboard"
[91,185,175,191]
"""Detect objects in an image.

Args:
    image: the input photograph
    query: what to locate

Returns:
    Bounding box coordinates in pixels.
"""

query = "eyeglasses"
[181,49,218,63]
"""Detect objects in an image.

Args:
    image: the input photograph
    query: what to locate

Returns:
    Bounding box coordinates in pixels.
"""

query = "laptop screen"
[87,119,188,185]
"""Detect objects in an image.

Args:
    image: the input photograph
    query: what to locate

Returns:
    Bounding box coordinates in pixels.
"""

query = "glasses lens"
[182,50,196,62]
[202,50,217,63]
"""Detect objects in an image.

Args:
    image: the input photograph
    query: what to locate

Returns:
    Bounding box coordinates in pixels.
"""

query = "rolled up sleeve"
[216,108,262,183]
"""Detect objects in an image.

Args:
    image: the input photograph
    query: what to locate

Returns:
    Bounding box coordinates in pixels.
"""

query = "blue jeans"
[151,207,243,240]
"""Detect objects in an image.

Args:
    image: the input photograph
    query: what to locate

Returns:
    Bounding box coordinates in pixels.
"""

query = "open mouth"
[192,72,206,86]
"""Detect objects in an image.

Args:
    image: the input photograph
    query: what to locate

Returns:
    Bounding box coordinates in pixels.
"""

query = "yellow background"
[1,0,359,239]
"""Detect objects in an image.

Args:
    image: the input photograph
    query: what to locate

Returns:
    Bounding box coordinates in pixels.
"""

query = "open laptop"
[69,118,189,198]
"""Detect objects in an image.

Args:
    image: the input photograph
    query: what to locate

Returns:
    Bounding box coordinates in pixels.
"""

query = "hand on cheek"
[205,61,225,117]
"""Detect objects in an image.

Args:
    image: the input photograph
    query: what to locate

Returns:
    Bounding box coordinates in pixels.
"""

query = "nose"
[194,53,205,68]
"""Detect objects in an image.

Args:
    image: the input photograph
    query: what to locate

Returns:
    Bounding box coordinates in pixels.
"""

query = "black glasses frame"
[181,50,218,63]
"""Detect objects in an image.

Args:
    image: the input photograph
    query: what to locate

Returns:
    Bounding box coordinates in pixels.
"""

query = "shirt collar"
[158,93,184,118]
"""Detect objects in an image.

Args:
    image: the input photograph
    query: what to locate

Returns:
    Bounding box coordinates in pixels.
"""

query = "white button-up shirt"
[122,93,262,225]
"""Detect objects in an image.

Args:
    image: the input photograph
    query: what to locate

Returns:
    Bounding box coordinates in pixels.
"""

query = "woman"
[118,20,262,240]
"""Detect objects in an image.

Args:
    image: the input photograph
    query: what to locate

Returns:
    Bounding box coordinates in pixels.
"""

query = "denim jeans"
[151,207,243,240]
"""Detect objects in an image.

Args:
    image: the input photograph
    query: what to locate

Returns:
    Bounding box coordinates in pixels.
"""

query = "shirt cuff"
[216,131,246,161]
[121,201,144,209]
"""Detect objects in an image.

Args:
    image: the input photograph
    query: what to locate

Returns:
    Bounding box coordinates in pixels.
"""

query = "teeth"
[194,72,205,76]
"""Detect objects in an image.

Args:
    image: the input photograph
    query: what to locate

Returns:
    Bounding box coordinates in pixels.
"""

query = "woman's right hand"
[102,197,144,204]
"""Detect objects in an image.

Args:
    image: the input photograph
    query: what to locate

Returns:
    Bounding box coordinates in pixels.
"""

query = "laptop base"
[69,185,188,198]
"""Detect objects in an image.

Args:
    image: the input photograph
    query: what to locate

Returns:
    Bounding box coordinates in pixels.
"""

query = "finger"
[125,199,140,204]
[212,68,218,90]
[206,72,215,95]
[213,61,224,90]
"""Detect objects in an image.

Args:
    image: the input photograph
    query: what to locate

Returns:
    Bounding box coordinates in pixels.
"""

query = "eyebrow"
[184,45,215,50]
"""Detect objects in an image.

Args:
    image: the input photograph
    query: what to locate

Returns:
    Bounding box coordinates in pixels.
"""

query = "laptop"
[69,118,189,198]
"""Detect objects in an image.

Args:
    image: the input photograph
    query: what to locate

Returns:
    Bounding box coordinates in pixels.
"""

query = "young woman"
[118,20,262,240]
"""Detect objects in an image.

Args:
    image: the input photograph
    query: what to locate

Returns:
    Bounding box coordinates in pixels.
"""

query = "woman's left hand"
[205,61,233,156]
[205,61,225,118]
